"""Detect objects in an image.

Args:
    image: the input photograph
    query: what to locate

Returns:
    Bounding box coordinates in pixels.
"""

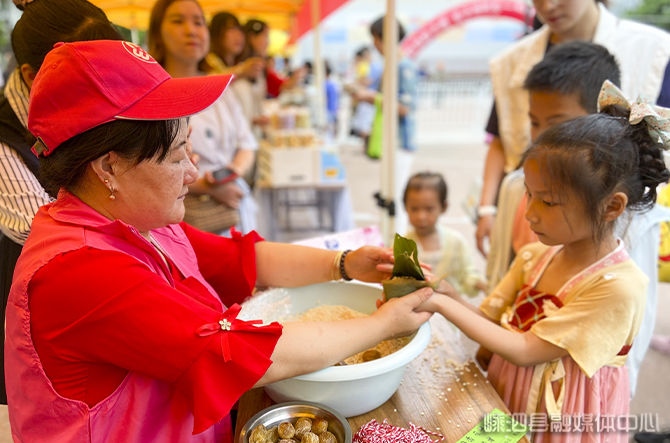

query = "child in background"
[421,102,670,441]
[403,172,486,297]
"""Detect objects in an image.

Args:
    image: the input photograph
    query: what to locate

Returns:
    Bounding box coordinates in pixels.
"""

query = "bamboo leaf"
[391,233,425,280]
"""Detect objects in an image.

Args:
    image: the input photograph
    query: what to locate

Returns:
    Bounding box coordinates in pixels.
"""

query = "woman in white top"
[148,0,259,233]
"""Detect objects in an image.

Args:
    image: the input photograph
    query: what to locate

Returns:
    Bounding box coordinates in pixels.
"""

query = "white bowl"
[239,281,431,417]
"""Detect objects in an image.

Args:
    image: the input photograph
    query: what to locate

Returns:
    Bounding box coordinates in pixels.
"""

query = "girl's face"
[223,26,245,57]
[405,188,446,236]
[532,0,596,37]
[160,0,209,66]
[249,29,269,56]
[523,157,592,247]
[112,120,198,234]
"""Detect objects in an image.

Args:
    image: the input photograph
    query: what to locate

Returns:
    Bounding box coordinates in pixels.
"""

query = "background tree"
[626,0,670,31]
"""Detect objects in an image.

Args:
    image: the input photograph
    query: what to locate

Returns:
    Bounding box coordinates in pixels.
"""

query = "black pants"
[0,235,23,405]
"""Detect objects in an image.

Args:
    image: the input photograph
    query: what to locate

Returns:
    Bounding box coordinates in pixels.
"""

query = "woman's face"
[223,26,245,57]
[113,120,197,233]
[160,0,209,66]
[532,0,595,37]
[249,28,269,56]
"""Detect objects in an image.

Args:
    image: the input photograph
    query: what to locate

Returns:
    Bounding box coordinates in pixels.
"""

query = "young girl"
[423,105,669,441]
[403,172,486,297]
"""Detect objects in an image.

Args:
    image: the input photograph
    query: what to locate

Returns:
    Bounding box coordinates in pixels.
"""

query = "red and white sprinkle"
[353,419,444,443]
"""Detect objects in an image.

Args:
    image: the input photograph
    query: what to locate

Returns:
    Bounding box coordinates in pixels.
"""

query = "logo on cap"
[122,41,157,64]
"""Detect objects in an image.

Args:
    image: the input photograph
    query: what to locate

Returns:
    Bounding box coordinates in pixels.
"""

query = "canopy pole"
[381,0,398,245]
[311,0,327,130]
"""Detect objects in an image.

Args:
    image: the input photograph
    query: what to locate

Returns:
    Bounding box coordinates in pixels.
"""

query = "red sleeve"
[181,223,264,307]
[29,247,281,435]
[266,69,285,98]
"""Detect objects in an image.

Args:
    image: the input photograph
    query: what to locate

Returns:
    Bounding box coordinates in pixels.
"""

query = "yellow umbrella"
[90,0,305,32]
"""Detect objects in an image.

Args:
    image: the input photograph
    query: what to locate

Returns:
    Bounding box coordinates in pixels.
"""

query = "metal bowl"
[239,281,431,417]
[237,401,352,443]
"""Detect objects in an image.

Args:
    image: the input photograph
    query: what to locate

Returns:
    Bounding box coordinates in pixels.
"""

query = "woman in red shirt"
[6,39,433,442]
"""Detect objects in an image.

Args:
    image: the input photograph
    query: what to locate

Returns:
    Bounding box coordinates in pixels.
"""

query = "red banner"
[290,0,351,43]
[401,0,535,58]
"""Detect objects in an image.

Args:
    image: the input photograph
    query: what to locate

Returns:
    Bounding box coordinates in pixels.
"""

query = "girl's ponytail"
[600,103,670,209]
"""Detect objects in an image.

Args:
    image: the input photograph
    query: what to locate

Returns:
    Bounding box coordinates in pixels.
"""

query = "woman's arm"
[256,288,433,385]
[255,243,394,288]
[421,293,567,367]
[228,149,254,177]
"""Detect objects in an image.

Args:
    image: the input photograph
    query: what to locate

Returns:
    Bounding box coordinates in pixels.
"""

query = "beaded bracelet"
[339,249,353,281]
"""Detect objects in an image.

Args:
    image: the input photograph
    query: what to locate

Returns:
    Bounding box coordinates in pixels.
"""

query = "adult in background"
[0,0,122,405]
[5,39,433,441]
[354,15,418,236]
[206,10,269,137]
[206,11,264,82]
[475,0,670,256]
[240,19,304,99]
[148,0,258,234]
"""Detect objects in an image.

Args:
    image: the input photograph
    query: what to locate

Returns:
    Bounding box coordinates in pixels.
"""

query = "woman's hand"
[344,246,394,283]
[185,124,200,169]
[353,88,377,104]
[209,181,244,208]
[236,57,264,79]
[476,214,494,257]
[372,287,433,337]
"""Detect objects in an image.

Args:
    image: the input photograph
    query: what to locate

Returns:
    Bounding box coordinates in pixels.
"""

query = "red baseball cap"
[28,40,233,157]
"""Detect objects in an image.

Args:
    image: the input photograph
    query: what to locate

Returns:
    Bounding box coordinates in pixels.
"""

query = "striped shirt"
[0,70,52,245]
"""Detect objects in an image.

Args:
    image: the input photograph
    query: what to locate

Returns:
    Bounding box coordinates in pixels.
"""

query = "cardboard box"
[258,147,320,187]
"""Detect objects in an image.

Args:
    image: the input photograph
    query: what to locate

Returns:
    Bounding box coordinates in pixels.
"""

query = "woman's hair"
[11,0,121,71]
[209,11,241,63]
[524,105,670,243]
[403,172,448,209]
[39,119,182,197]
[148,0,211,72]
[239,18,268,61]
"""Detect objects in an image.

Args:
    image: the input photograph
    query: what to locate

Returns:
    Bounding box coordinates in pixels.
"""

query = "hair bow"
[597,80,670,149]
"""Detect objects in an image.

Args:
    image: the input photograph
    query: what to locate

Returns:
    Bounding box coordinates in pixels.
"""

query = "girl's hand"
[435,279,461,299]
[372,287,433,337]
[344,246,394,283]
